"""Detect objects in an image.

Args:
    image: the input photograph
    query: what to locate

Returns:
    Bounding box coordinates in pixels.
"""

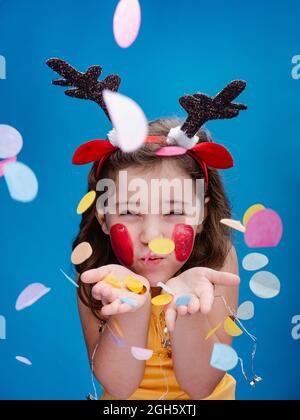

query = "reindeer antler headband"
[46,58,247,190]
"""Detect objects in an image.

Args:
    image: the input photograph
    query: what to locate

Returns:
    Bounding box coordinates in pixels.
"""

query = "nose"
[139,215,163,245]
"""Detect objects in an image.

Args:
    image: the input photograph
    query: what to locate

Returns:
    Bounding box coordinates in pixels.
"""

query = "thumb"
[81,266,112,284]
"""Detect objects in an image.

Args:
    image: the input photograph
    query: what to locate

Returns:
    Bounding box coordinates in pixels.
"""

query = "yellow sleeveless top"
[100,304,236,400]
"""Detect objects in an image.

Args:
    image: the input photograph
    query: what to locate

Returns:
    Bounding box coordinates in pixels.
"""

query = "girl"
[47,58,246,400]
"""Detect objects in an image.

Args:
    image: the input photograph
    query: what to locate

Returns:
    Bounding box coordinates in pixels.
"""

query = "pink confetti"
[113,0,141,48]
[0,156,17,177]
[16,283,51,311]
[156,146,187,157]
[144,250,153,264]
[245,209,283,248]
[0,125,23,159]
[131,346,153,361]
[16,356,32,366]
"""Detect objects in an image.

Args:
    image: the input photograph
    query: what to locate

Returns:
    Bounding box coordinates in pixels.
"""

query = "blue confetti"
[175,294,192,306]
[121,297,138,307]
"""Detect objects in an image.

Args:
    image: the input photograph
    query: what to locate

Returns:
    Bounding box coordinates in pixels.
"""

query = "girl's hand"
[164,267,240,332]
[81,264,150,317]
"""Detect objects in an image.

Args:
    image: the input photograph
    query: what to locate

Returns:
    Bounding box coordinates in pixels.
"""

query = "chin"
[145,272,171,287]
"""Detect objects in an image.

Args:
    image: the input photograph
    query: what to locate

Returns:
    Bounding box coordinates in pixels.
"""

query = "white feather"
[107,128,119,147]
[166,126,199,149]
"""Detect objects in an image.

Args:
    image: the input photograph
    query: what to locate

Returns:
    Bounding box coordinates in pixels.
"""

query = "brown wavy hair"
[73,118,232,321]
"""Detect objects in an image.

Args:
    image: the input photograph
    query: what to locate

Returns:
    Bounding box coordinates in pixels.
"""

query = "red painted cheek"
[110,224,134,267]
[172,224,195,262]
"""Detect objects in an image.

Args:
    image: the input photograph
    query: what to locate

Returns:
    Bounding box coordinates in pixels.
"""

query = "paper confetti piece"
[242,253,269,271]
[103,90,148,152]
[149,238,175,255]
[131,346,153,361]
[243,204,265,227]
[16,356,32,366]
[60,269,79,288]
[237,301,255,321]
[108,331,127,348]
[104,275,122,289]
[16,283,51,311]
[220,219,246,233]
[124,275,144,293]
[245,209,283,248]
[112,319,124,338]
[224,317,243,337]
[249,271,281,299]
[139,286,147,295]
[71,242,93,265]
[0,315,6,340]
[210,344,238,371]
[77,191,96,215]
[151,294,173,306]
[156,146,187,157]
[113,0,141,48]
[0,124,23,159]
[121,297,138,307]
[144,250,153,264]
[175,295,192,306]
[3,161,38,202]
[205,322,222,341]
[157,282,176,296]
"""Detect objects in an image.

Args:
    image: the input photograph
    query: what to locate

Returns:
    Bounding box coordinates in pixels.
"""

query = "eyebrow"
[116,200,189,206]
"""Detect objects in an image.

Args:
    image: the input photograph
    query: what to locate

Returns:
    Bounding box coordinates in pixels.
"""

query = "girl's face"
[97,160,207,287]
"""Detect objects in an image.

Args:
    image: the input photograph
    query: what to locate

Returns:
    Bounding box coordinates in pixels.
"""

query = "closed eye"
[119,211,140,216]
[163,210,184,216]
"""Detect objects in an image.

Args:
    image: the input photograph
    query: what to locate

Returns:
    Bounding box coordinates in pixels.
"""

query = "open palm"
[81,264,150,316]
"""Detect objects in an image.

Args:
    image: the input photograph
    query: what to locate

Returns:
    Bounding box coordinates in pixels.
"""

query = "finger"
[196,282,214,314]
[165,307,177,332]
[177,305,188,316]
[101,299,121,316]
[92,283,114,302]
[81,266,113,284]
[201,268,240,287]
[187,295,200,315]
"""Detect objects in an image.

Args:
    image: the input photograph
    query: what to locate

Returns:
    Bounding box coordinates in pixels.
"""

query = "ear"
[96,211,110,236]
[196,196,210,234]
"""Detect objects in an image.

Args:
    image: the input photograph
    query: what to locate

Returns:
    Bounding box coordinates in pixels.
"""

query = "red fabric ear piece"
[190,142,234,169]
[72,140,118,165]
[186,149,209,189]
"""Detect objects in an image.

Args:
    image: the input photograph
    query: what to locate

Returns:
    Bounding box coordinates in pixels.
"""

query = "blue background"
[0,0,299,400]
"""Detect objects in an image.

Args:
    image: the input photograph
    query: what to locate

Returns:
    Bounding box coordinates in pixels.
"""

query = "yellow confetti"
[243,204,265,226]
[76,191,96,215]
[224,317,243,337]
[104,275,122,289]
[140,286,147,295]
[71,242,93,265]
[205,322,222,341]
[151,294,173,306]
[149,238,175,255]
[220,219,246,233]
[124,275,144,294]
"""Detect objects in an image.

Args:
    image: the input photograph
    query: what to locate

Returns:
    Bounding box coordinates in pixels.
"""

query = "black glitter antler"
[46,58,121,121]
[179,80,247,138]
